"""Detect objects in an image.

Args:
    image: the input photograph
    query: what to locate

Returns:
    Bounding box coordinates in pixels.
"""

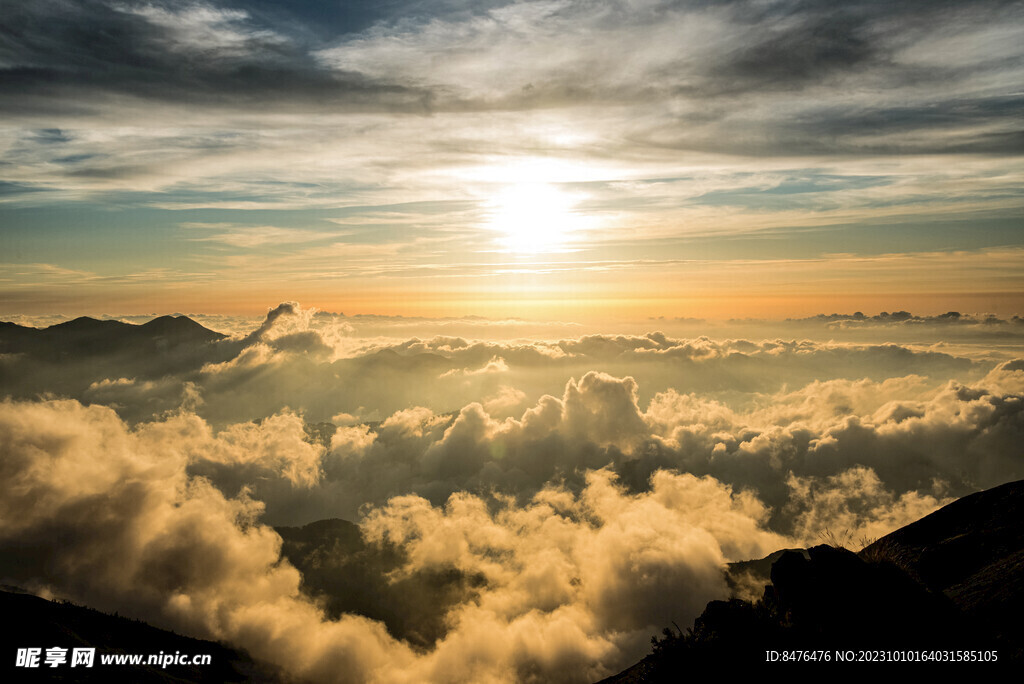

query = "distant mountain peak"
[50,316,127,330]
[139,314,219,335]
[0,314,226,358]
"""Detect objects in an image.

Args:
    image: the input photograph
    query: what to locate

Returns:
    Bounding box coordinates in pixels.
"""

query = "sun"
[486,183,586,253]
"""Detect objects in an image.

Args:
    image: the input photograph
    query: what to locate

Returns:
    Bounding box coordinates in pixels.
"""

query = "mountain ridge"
[0,315,226,357]
[0,315,234,407]
[599,479,1024,680]
[0,589,286,682]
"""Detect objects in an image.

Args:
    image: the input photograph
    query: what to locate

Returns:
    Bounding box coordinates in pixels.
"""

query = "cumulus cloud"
[0,398,789,683]
[99,354,1018,535]
[483,385,528,417]
[0,399,414,683]
[356,468,784,681]
[784,467,952,546]
[2,388,993,680]
[439,355,510,378]
[4,309,1019,508]
[3,307,1024,680]
[170,325,988,426]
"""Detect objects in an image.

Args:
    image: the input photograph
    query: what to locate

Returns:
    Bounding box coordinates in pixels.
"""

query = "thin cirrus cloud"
[4,1,1020,154]
[1,0,1021,320]
[180,222,350,248]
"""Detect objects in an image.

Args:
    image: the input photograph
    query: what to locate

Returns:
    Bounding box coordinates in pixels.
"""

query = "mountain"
[600,479,1024,680]
[0,315,226,359]
[0,588,284,682]
[139,315,223,339]
[860,478,1024,650]
[0,316,234,410]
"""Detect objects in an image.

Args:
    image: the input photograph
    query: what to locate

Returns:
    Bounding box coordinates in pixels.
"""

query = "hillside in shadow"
[600,479,1024,680]
[0,316,235,409]
[0,589,285,682]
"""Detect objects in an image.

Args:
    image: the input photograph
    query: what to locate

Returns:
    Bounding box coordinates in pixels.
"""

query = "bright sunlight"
[486,183,589,253]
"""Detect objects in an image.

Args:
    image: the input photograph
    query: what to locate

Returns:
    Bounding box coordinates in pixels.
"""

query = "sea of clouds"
[1,302,1022,682]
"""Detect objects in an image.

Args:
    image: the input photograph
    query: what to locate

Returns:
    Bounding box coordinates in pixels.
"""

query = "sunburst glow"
[486,183,590,253]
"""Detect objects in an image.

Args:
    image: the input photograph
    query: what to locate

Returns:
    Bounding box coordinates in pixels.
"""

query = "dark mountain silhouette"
[860,478,1024,650]
[0,315,226,360]
[0,316,235,413]
[140,315,225,340]
[0,588,284,682]
[723,547,801,596]
[600,479,1024,680]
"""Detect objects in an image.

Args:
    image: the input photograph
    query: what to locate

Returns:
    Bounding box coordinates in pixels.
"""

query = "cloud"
[0,397,787,683]
[308,0,1023,154]
[440,355,510,378]
[2,0,1019,164]
[3,305,1003,431]
[0,398,416,683]
[111,2,286,58]
[160,351,1019,531]
[784,466,952,545]
[5,390,979,680]
[358,467,783,680]
[3,305,1024,680]
[0,0,429,113]
[182,223,342,248]
[697,9,879,97]
[483,385,528,416]
[2,0,1020,310]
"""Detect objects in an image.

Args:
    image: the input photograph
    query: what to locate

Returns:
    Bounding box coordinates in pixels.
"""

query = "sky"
[2,0,1022,319]
[2,4,1024,683]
